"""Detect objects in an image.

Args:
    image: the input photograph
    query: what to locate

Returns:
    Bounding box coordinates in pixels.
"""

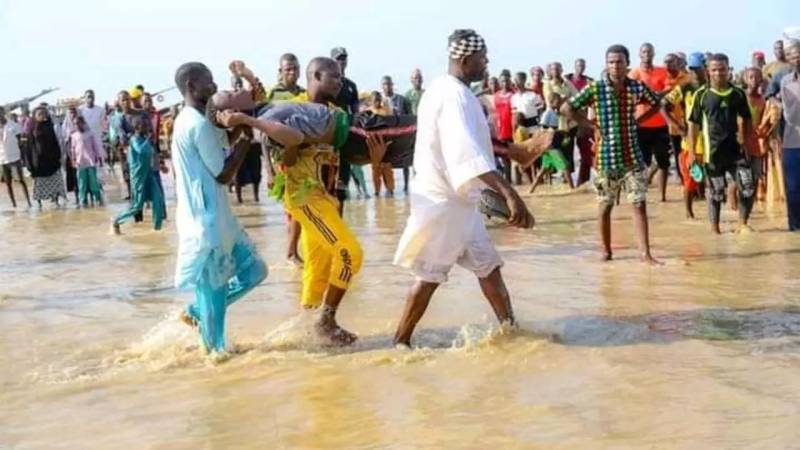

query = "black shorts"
[706,154,753,202]
[638,127,671,170]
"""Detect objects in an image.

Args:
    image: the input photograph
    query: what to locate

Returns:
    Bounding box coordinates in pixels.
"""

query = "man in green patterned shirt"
[563,44,663,265]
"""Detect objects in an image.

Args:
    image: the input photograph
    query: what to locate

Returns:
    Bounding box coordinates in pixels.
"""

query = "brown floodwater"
[2,171,800,449]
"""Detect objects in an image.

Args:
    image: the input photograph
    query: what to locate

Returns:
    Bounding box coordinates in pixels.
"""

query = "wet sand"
[2,172,800,449]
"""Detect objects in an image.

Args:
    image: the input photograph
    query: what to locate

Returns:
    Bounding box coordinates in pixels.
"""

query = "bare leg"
[2,171,16,208]
[315,286,357,346]
[564,170,575,189]
[529,168,550,194]
[599,203,613,261]
[647,164,658,184]
[253,181,260,202]
[394,280,439,346]
[235,185,243,204]
[287,218,303,264]
[684,188,695,219]
[656,169,668,202]
[633,202,661,265]
[728,184,738,211]
[372,164,382,198]
[477,267,515,325]
[17,168,31,208]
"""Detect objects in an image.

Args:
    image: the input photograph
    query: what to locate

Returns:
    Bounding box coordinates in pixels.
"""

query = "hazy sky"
[0,0,795,109]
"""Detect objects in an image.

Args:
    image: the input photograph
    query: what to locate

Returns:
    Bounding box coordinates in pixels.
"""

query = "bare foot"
[315,318,357,346]
[286,255,304,268]
[736,224,755,234]
[711,224,722,235]
[110,222,121,235]
[641,254,663,266]
[180,311,198,328]
[602,252,613,262]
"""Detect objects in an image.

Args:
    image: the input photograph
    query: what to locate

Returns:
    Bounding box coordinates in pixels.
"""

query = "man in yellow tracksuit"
[230,56,362,345]
[282,57,363,346]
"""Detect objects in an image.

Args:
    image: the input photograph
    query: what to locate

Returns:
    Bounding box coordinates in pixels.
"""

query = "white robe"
[394,74,497,273]
[79,106,106,162]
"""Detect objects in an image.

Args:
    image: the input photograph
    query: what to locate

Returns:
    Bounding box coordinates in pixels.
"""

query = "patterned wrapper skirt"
[33,170,67,202]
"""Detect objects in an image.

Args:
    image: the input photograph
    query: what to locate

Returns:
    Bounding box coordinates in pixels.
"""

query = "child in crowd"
[69,116,104,207]
[111,117,165,234]
[742,68,767,203]
[529,93,573,193]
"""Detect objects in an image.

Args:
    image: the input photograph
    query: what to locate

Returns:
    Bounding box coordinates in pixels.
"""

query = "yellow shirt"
[543,79,578,131]
[282,144,339,208]
[665,84,703,155]
[763,61,791,80]
[665,71,691,136]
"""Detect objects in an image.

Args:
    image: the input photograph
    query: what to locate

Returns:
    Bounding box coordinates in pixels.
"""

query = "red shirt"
[493,91,514,141]
[629,65,669,128]
[567,74,592,91]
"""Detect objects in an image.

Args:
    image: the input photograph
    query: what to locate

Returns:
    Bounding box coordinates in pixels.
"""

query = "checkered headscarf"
[448,31,486,60]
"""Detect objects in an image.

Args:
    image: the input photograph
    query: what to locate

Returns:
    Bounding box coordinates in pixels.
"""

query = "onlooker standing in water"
[26,107,67,208]
[406,69,425,115]
[69,116,104,207]
[563,44,662,264]
[0,106,32,208]
[381,75,413,194]
[630,43,672,202]
[331,47,360,213]
[687,53,755,234]
[79,90,107,166]
[112,116,165,233]
[780,39,800,231]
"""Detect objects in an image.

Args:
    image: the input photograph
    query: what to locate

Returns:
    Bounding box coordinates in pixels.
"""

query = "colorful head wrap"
[448,30,485,60]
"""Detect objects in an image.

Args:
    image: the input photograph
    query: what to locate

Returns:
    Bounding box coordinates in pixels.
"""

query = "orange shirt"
[743,93,766,156]
[629,65,669,128]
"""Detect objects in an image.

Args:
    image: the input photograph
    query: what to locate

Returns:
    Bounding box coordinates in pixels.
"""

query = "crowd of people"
[1,27,799,353]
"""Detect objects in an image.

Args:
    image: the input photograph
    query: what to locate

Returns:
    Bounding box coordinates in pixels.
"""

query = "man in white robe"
[79,90,107,165]
[393,29,546,346]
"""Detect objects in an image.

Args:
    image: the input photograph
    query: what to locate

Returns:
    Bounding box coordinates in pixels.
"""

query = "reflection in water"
[2,180,800,449]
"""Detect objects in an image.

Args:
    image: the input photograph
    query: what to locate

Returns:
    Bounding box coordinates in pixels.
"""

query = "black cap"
[331,47,348,59]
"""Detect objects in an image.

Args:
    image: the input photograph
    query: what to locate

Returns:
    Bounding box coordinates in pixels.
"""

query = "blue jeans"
[186,237,267,353]
[783,148,800,231]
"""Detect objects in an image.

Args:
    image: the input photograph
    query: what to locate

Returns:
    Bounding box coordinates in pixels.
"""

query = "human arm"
[261,139,277,188]
[687,122,700,163]
[217,110,305,148]
[635,83,666,125]
[560,82,596,131]
[215,126,253,184]
[662,87,687,135]
[229,60,268,103]
[736,91,754,159]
